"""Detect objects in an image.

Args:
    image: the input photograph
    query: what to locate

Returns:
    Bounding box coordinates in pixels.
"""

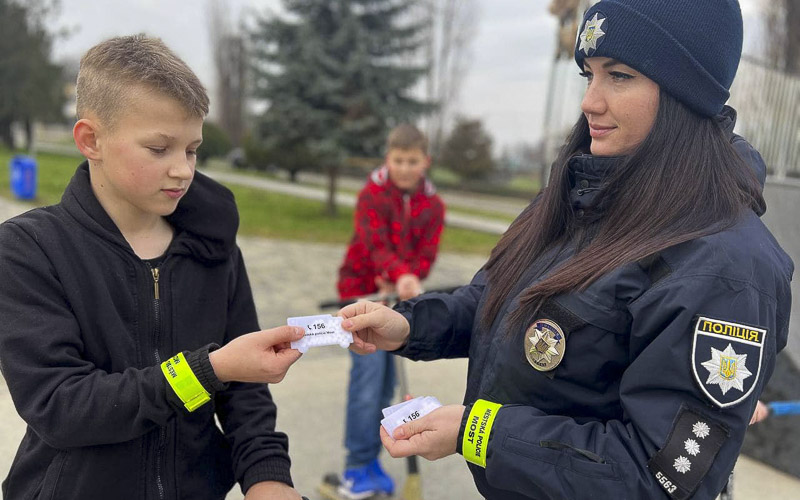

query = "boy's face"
[91,88,203,224]
[385,148,430,191]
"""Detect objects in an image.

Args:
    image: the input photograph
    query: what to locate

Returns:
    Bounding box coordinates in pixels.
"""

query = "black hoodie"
[0,162,292,500]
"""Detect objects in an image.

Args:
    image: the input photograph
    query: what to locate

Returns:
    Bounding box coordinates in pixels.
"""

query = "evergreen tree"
[440,117,495,181]
[0,0,65,149]
[249,0,430,183]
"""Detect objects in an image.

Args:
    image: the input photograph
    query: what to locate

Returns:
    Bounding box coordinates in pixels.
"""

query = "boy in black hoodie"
[0,35,305,500]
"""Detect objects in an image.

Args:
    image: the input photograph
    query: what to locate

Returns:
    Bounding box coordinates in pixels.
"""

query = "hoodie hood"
[61,161,239,263]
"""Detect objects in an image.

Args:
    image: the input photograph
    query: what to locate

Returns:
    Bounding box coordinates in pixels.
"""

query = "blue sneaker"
[339,464,378,500]
[367,459,394,496]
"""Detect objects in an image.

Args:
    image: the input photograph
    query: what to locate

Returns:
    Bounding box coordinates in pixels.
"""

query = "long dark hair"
[481,90,765,330]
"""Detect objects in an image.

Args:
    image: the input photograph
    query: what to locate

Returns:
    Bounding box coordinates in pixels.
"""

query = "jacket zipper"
[150,265,166,500]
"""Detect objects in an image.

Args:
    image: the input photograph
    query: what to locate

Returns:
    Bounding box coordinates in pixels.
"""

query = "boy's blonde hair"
[386,124,428,155]
[76,34,209,127]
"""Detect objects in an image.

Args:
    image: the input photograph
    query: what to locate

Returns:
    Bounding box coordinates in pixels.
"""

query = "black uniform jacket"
[0,162,292,500]
[395,133,793,499]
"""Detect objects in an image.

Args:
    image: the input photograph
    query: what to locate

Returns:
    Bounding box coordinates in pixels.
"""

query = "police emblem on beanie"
[574,0,744,117]
[524,319,566,371]
[578,12,607,55]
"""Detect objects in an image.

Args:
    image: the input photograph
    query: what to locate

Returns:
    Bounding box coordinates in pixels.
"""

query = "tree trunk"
[289,169,298,183]
[325,164,339,217]
[24,119,34,153]
[0,119,14,149]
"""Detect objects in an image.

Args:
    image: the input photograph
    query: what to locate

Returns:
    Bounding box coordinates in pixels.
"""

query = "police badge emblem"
[691,316,765,408]
[578,12,607,55]
[524,319,566,371]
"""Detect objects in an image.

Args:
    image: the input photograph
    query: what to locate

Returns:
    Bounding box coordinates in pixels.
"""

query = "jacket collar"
[566,154,622,212]
[61,161,239,263]
[369,165,437,197]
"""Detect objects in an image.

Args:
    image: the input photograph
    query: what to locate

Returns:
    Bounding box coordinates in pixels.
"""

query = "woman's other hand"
[380,405,466,461]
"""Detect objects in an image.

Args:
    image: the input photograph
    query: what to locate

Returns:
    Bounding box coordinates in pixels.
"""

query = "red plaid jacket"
[337,166,445,299]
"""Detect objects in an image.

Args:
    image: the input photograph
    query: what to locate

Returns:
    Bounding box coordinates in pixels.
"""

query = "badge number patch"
[524,319,566,372]
[691,316,765,408]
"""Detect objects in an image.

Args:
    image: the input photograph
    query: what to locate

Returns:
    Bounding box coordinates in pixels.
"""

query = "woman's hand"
[339,300,411,354]
[209,326,304,383]
[379,405,465,461]
[244,481,302,500]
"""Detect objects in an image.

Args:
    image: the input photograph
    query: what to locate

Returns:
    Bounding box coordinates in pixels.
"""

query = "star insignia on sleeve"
[684,439,701,456]
[673,456,692,474]
[692,421,710,439]
[578,13,606,55]
[701,343,752,395]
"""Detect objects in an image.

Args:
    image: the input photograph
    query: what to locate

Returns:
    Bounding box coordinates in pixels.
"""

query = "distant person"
[0,35,306,500]
[338,1,793,499]
[336,124,445,498]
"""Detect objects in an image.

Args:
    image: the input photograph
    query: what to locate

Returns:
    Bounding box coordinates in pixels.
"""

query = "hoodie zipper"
[149,265,166,500]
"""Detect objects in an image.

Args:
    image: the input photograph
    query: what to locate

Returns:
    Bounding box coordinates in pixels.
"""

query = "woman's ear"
[73,118,102,161]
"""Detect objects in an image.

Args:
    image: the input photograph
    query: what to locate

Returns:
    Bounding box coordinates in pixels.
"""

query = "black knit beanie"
[574,0,743,117]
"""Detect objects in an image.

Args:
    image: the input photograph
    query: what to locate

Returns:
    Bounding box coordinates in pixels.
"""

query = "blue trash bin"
[9,155,37,200]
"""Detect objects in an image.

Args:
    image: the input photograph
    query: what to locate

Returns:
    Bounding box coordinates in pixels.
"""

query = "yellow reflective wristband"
[462,399,502,468]
[160,352,210,412]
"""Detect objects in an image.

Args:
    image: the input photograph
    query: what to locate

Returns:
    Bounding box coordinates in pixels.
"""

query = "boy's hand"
[380,405,465,461]
[209,326,304,384]
[339,300,410,354]
[396,273,422,301]
[244,481,302,500]
[750,400,770,425]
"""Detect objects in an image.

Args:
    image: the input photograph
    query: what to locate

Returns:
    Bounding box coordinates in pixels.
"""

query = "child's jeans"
[345,349,397,468]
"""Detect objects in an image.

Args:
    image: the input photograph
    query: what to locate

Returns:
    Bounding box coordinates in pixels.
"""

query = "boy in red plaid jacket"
[336,124,444,498]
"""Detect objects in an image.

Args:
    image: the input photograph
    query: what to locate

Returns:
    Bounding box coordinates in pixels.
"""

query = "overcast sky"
[51,0,763,150]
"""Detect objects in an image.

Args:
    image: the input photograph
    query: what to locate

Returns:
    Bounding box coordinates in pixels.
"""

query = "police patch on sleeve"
[691,316,766,408]
[648,405,729,500]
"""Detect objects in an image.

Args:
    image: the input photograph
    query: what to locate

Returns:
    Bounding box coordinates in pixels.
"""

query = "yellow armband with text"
[160,353,210,412]
[462,399,502,468]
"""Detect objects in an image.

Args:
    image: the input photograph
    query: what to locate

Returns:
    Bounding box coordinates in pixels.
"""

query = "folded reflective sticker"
[288,314,353,353]
[647,405,729,500]
[692,316,766,408]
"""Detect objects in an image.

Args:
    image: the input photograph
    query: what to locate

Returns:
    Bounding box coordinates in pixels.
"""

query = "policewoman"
[339,0,793,499]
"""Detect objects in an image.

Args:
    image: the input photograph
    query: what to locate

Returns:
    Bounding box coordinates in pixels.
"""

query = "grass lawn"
[0,149,499,255]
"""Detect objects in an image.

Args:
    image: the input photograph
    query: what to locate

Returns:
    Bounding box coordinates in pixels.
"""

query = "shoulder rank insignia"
[648,405,729,500]
[524,319,566,372]
[691,316,766,408]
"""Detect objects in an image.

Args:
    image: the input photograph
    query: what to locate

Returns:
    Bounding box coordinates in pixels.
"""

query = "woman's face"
[580,57,660,156]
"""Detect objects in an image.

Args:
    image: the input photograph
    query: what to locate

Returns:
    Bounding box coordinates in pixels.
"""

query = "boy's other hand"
[339,300,410,354]
[750,400,770,425]
[209,326,304,384]
[244,481,302,500]
[396,273,422,301]
[374,276,395,298]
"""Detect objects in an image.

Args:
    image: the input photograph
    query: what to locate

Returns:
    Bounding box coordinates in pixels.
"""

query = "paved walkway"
[0,195,798,499]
